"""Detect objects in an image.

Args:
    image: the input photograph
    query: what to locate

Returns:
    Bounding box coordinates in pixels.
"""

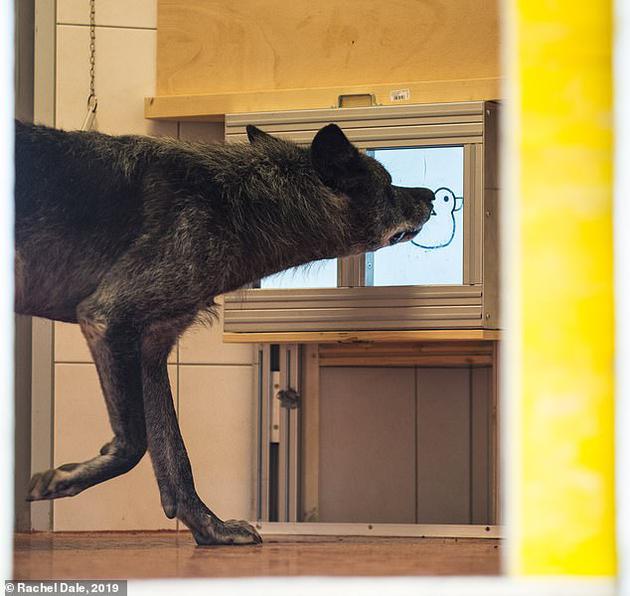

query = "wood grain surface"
[14,531,501,578]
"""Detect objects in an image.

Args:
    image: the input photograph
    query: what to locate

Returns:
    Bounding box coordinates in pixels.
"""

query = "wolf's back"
[14,121,150,242]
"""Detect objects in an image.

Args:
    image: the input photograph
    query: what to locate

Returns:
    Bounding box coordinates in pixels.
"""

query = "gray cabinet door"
[319,367,416,523]
[318,366,492,524]
[416,368,471,523]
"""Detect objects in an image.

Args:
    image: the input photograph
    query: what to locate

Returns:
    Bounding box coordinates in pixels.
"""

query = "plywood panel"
[416,368,471,523]
[146,79,501,120]
[223,330,501,343]
[318,367,416,523]
[156,0,500,97]
[319,341,494,367]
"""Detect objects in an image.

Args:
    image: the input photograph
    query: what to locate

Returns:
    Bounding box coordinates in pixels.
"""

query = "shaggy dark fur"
[14,120,434,545]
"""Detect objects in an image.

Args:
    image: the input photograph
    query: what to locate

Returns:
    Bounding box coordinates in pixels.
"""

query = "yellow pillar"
[507,0,616,575]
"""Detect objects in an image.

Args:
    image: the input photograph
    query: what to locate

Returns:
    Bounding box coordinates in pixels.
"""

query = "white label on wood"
[390,88,411,101]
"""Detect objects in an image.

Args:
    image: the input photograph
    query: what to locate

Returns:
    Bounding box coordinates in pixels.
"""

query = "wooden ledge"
[144,78,501,122]
[222,329,501,344]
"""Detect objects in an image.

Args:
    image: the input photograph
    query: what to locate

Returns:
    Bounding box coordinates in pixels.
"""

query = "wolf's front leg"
[141,320,262,546]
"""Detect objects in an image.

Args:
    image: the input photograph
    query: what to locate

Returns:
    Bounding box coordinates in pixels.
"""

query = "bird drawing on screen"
[411,187,463,249]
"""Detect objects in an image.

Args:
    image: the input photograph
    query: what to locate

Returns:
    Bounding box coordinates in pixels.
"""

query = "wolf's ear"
[246,125,273,144]
[310,124,366,191]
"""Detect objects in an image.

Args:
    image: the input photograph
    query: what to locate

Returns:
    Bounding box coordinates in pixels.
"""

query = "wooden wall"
[150,0,500,118]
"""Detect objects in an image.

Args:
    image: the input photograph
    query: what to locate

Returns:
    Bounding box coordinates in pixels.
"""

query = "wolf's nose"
[411,187,434,203]
[415,188,435,203]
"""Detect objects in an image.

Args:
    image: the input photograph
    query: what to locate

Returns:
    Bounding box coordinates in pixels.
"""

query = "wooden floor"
[14,531,501,578]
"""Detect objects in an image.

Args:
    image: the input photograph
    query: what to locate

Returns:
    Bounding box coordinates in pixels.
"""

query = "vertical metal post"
[288,344,301,521]
[277,346,288,521]
[338,255,365,287]
[30,0,56,532]
[463,142,484,287]
[255,344,271,521]
[13,0,35,534]
[0,0,14,579]
[278,344,301,522]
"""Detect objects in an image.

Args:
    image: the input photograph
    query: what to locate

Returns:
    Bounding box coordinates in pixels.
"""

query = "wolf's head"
[309,123,435,253]
[247,123,434,258]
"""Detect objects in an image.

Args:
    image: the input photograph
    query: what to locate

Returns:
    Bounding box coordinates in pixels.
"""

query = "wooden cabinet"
[255,340,500,537]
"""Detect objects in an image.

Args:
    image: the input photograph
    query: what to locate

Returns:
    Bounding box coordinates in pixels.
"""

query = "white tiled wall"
[53,364,177,531]
[51,1,256,531]
[55,25,172,135]
[57,0,157,28]
[55,322,177,364]
[179,365,256,521]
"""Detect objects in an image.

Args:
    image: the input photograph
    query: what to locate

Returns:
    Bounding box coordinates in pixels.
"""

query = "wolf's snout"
[393,185,434,204]
[398,186,434,207]
[419,187,435,205]
[410,187,435,223]
[384,186,436,248]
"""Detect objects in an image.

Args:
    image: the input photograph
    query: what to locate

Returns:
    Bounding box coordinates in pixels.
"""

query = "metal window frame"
[224,101,499,335]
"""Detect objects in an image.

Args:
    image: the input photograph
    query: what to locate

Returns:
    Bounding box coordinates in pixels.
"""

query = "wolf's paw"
[192,517,263,546]
[26,464,84,501]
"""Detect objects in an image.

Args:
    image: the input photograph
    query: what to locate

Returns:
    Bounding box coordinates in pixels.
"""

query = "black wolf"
[14,121,434,545]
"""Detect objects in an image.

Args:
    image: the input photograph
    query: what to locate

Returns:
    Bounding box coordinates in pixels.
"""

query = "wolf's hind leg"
[27,315,147,501]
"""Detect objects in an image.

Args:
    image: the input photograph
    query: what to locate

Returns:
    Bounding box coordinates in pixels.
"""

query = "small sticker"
[390,88,411,102]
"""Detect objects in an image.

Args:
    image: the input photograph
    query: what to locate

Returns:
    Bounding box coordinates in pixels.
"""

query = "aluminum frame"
[223,101,500,335]
[255,343,302,523]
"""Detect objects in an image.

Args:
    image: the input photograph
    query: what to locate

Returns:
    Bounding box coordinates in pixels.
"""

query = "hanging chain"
[81,0,98,131]
[88,0,96,104]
